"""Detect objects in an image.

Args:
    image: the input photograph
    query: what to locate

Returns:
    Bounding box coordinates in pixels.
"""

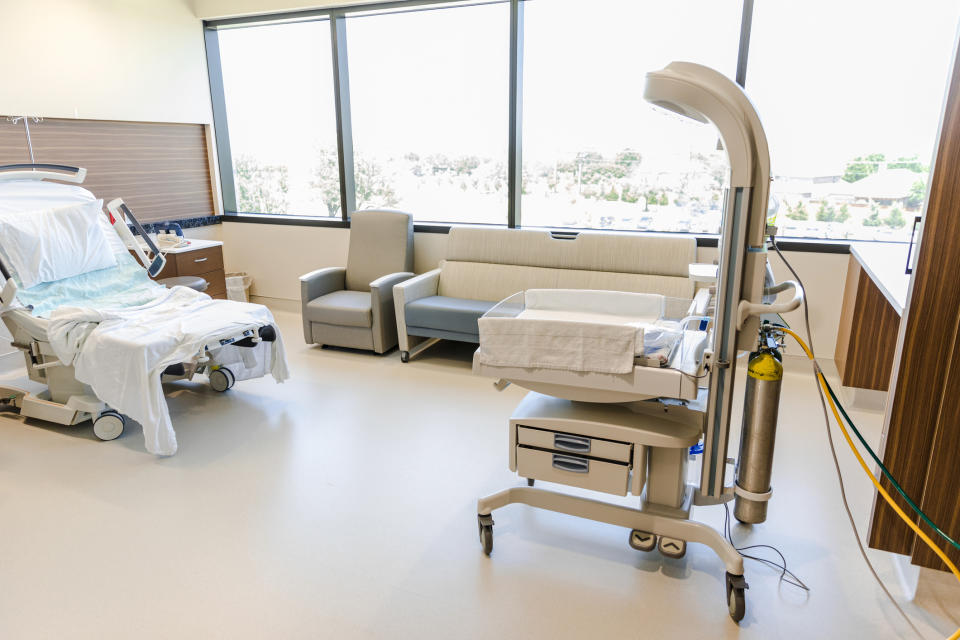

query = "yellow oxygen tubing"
[780,327,960,592]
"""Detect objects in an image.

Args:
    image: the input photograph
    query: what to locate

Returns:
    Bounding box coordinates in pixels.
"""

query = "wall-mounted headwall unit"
[0,118,217,223]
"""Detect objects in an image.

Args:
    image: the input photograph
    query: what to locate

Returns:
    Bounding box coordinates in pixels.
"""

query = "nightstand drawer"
[176,246,223,276]
[204,273,227,298]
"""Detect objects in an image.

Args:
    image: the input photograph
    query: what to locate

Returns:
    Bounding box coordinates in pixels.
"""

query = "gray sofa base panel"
[405,325,480,344]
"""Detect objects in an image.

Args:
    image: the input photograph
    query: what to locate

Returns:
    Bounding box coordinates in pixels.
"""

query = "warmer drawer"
[516,425,632,463]
[516,446,629,496]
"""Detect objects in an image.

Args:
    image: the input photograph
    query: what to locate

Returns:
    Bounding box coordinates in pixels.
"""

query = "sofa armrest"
[687,286,712,317]
[393,268,440,305]
[300,267,346,303]
[392,268,441,353]
[370,271,415,353]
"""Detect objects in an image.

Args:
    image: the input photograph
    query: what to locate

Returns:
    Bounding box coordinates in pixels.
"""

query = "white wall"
[192,0,352,19]
[0,0,212,124]
[220,222,849,357]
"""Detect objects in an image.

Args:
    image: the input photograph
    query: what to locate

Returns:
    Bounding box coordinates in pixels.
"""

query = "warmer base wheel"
[725,572,748,623]
[477,514,494,556]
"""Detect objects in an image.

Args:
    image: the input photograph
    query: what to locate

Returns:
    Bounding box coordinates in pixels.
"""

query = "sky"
[216,0,960,180]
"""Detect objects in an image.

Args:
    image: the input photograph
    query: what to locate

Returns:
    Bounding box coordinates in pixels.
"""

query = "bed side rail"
[0,164,87,184]
[106,198,166,278]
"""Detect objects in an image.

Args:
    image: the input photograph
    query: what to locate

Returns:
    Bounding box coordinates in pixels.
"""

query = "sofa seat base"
[404,296,496,344]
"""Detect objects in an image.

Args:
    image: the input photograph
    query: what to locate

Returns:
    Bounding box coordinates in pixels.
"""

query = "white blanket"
[47,287,289,455]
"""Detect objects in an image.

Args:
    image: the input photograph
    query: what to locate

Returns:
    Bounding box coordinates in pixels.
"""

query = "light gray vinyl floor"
[0,302,957,639]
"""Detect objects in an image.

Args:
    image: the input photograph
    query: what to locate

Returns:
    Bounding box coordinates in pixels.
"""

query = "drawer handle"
[194,257,208,263]
[554,434,590,453]
[552,454,589,474]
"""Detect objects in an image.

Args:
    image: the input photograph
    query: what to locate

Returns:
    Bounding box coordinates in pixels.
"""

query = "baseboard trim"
[250,295,299,313]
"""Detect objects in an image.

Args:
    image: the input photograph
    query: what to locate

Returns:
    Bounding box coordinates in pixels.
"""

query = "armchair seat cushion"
[405,296,496,337]
[305,290,373,328]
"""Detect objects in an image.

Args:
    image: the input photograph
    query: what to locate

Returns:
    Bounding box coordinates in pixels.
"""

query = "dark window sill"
[219,212,869,253]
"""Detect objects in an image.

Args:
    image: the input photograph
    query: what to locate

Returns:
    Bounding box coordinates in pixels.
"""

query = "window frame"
[203,0,896,250]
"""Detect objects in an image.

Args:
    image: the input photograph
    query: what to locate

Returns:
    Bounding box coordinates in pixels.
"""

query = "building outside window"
[520,0,742,234]
[747,0,960,241]
[346,2,509,224]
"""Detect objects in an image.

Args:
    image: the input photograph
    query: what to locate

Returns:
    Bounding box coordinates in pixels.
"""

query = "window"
[206,0,960,244]
[218,21,341,217]
[520,0,743,233]
[345,3,510,224]
[746,0,960,241]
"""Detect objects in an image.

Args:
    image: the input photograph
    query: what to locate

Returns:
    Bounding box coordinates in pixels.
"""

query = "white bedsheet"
[47,287,289,455]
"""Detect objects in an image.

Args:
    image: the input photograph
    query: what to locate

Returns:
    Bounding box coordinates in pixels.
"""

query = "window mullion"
[331,14,357,221]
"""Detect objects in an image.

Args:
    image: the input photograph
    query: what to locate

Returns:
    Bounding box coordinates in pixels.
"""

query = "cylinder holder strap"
[734,483,772,502]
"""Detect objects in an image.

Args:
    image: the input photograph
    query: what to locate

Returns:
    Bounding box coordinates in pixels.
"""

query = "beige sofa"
[393,227,698,361]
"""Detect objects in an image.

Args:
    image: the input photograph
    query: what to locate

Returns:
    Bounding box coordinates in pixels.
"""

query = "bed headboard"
[0,117,217,223]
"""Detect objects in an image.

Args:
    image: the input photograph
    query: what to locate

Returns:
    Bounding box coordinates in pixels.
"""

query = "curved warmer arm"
[736,280,803,329]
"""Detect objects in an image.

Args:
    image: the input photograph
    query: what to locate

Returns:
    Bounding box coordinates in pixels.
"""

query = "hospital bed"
[0,164,289,455]
[472,62,802,622]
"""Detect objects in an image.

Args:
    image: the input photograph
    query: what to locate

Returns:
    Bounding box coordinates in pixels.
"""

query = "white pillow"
[0,199,118,289]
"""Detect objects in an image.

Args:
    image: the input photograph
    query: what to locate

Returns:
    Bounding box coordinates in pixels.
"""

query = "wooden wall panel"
[833,254,860,380]
[0,117,216,223]
[868,40,960,570]
[837,269,900,391]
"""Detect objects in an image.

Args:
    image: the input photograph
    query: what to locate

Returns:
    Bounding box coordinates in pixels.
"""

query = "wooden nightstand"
[136,239,228,299]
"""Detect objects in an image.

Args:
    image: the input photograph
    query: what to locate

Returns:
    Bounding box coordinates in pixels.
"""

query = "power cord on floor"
[723,503,810,592]
[771,237,934,640]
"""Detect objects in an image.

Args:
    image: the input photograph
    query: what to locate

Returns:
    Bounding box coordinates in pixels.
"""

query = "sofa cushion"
[405,296,495,336]
[305,290,372,328]
[444,227,696,278]
[437,261,694,302]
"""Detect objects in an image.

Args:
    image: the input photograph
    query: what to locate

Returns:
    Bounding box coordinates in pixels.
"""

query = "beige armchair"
[300,210,414,353]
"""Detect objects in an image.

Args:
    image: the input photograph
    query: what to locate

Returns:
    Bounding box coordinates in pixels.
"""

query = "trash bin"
[225,272,252,302]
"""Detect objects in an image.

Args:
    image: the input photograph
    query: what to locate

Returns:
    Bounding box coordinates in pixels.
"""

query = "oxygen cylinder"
[733,339,783,524]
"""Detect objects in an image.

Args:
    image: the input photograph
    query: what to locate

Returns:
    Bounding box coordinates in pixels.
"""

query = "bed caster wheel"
[400,351,410,363]
[658,536,686,559]
[93,411,125,441]
[725,572,748,623]
[209,367,235,392]
[629,530,657,552]
[526,478,535,487]
[478,514,494,556]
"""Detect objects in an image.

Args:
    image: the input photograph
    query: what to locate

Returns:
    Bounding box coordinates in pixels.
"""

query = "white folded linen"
[478,315,639,374]
[47,287,289,455]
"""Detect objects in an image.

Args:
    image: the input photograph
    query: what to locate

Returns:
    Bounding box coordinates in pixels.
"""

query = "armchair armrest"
[370,271,415,353]
[300,267,346,303]
[300,267,345,344]
[392,268,441,353]
[370,271,415,294]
